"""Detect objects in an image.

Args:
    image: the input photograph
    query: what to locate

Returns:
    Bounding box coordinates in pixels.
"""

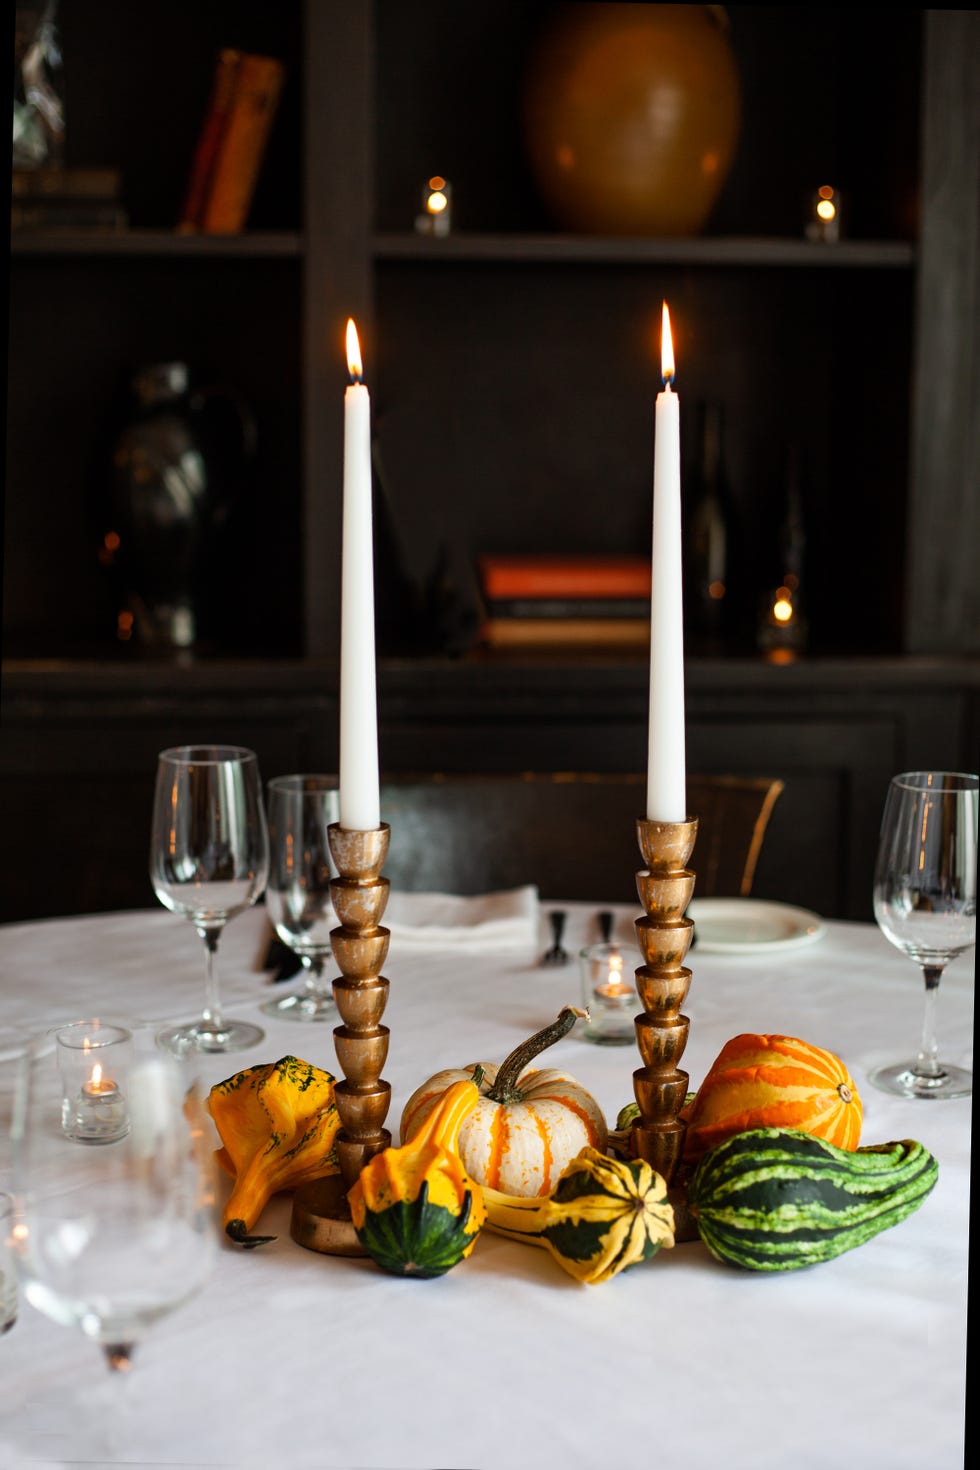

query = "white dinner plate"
[687,898,826,954]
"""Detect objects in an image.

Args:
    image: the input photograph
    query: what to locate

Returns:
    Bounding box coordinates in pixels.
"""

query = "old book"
[12,166,122,200]
[178,48,242,232]
[198,53,285,234]
[484,596,651,620]
[481,616,650,648]
[479,553,651,601]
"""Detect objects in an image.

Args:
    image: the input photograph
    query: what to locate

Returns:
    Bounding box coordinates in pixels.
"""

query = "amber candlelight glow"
[772,590,794,623]
[426,176,449,214]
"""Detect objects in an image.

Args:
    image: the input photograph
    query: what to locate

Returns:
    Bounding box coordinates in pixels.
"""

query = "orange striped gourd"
[400,1007,608,1198]
[682,1033,862,1163]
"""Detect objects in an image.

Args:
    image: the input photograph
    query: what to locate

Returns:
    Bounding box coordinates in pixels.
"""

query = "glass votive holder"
[414,174,453,236]
[757,583,808,660]
[0,1192,17,1333]
[56,1021,132,1144]
[804,184,843,243]
[579,942,637,1045]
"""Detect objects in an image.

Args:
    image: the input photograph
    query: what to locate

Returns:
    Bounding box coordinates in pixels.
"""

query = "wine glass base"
[156,1019,265,1056]
[260,991,336,1022]
[868,1060,972,1100]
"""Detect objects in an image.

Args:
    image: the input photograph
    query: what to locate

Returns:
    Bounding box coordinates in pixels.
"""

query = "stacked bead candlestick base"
[630,816,698,1232]
[291,823,392,1256]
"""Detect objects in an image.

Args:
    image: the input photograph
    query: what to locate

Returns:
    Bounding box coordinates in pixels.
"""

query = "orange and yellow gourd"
[682,1033,863,1162]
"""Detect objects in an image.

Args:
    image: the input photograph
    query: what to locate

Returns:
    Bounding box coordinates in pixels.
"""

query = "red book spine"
[178,49,242,232]
[479,554,652,600]
[199,54,285,235]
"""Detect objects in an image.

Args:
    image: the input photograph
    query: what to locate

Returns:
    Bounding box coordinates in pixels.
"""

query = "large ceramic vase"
[523,3,741,236]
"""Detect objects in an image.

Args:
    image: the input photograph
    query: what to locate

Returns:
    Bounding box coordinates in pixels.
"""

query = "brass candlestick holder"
[291,822,392,1256]
[630,816,698,1233]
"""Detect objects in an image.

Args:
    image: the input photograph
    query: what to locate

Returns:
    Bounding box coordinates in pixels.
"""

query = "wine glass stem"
[200,929,224,1033]
[304,955,329,1001]
[917,964,944,1078]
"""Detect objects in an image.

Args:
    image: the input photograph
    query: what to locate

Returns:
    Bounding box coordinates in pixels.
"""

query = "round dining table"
[0,894,971,1470]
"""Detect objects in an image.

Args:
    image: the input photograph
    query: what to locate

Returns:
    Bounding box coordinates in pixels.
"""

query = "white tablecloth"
[0,900,971,1470]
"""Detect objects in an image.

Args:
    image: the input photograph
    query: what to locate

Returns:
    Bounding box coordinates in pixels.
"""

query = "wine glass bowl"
[870,770,977,1099]
[261,774,339,1021]
[9,1021,217,1371]
[150,744,269,1055]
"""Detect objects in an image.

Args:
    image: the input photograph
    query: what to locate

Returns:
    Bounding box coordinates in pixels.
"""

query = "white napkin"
[381,885,539,951]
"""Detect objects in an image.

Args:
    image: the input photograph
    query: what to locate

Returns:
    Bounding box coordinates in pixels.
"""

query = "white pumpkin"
[400,1008,608,1197]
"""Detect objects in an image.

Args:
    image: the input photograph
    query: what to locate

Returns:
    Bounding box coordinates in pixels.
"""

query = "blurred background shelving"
[3,2,979,922]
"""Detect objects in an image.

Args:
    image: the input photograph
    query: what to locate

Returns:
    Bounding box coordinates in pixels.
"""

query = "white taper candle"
[339,319,381,831]
[646,303,687,822]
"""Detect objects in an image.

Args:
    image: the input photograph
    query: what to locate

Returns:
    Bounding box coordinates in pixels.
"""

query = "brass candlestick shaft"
[290,821,392,1256]
[630,817,698,1186]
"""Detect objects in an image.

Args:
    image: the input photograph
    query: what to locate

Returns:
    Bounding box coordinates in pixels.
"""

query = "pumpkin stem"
[486,1007,587,1104]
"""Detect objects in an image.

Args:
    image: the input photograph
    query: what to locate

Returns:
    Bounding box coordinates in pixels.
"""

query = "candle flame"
[661,302,675,386]
[90,1062,103,1088]
[346,318,363,382]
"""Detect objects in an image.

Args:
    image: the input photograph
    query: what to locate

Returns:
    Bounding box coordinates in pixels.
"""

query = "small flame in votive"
[816,199,837,222]
[661,302,675,386]
[90,1063,103,1089]
[346,319,363,381]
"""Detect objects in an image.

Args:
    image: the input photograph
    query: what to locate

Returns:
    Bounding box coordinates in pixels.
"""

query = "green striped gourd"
[687,1127,938,1271]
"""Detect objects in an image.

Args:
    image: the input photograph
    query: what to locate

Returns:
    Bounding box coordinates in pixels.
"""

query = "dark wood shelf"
[9,228,304,258]
[372,232,916,269]
[2,652,977,924]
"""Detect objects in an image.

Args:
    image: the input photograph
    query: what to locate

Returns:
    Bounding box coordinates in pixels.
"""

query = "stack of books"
[178,50,285,234]
[477,554,652,648]
[11,167,127,231]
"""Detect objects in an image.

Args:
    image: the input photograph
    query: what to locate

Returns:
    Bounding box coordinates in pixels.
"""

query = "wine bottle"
[683,400,739,652]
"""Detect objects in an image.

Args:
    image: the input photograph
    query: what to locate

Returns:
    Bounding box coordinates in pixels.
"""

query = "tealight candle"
[579,943,636,1045]
[415,175,453,236]
[56,1022,132,1144]
[593,950,631,1005]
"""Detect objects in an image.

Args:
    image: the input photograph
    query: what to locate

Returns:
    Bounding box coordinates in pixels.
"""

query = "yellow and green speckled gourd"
[482,1147,675,1284]
[207,1055,340,1248]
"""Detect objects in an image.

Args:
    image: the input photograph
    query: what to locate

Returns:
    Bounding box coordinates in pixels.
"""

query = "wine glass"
[261,774,339,1021]
[8,1020,217,1373]
[870,770,977,1098]
[150,744,269,1055]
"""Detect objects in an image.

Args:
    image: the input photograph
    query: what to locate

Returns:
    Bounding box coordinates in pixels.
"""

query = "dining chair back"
[379,772,784,902]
